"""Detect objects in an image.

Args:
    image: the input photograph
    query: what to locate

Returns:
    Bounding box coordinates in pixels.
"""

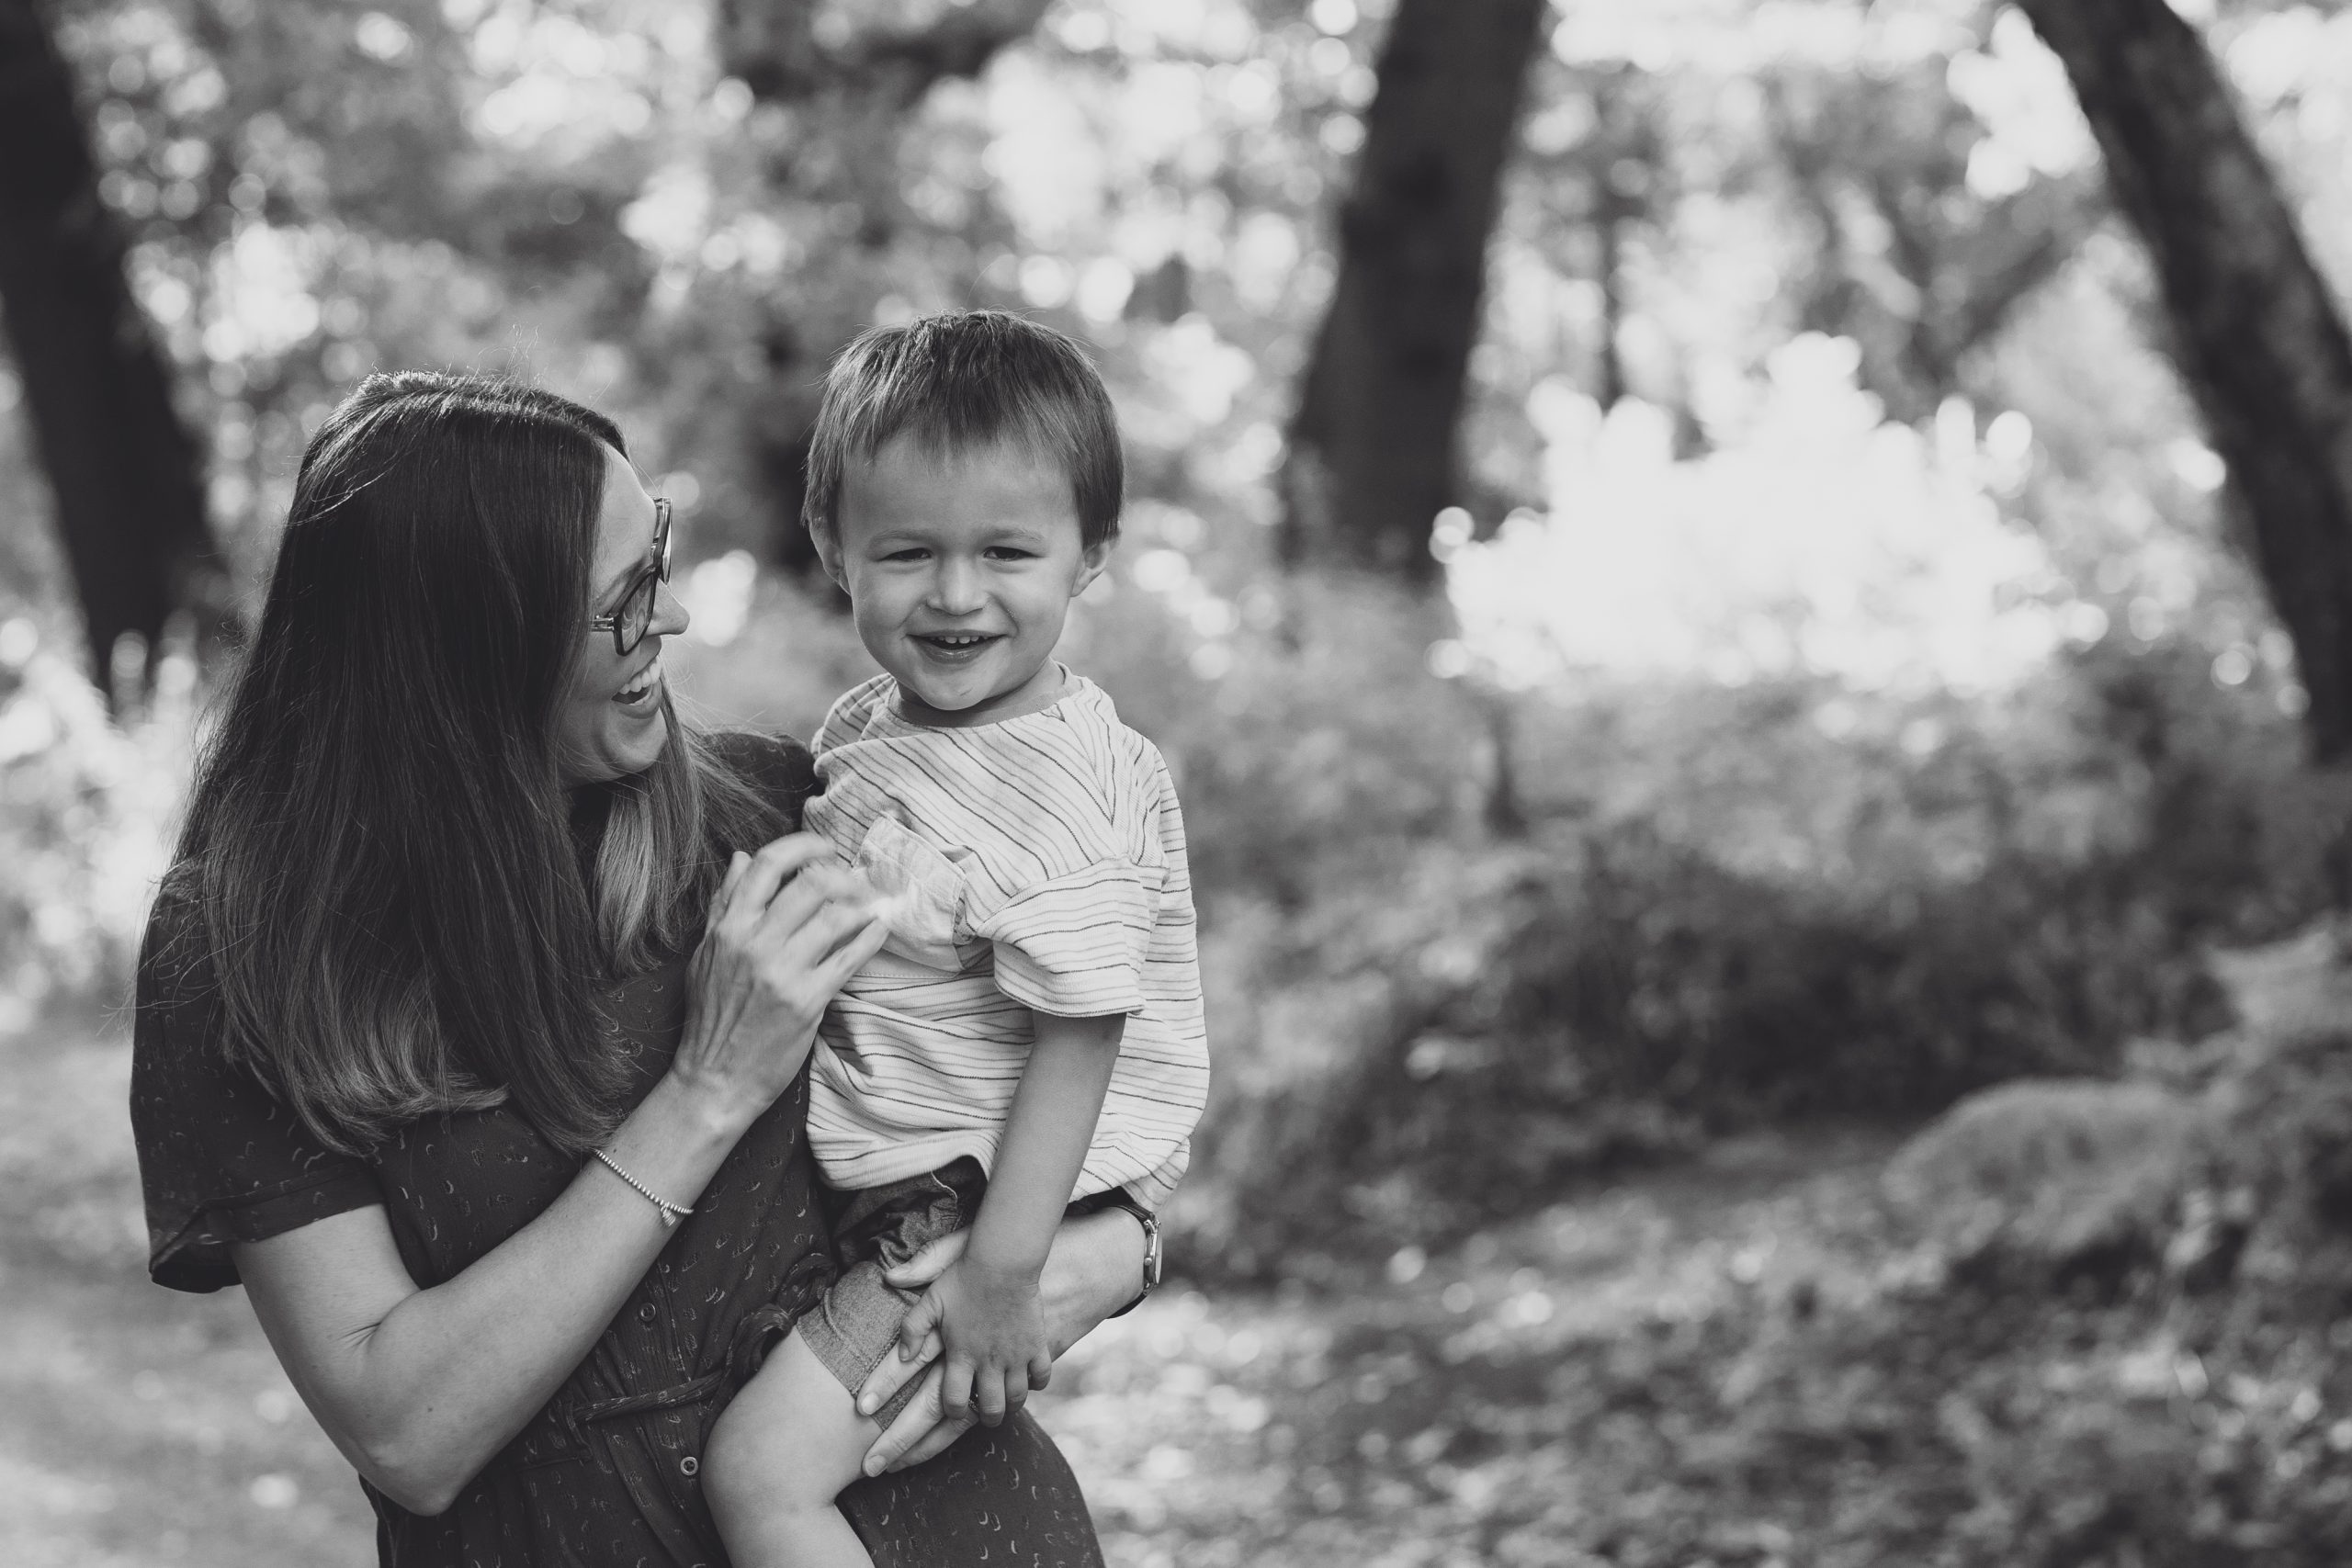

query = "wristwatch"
[1136,1208,1163,1296]
[1094,1191,1161,1314]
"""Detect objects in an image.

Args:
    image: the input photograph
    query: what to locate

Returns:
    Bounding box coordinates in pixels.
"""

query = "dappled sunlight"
[1442,333,2077,695]
[0,625,194,1032]
[8,0,2352,1562]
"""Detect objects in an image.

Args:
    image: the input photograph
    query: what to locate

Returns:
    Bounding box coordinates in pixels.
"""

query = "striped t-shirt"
[800,671,1207,1208]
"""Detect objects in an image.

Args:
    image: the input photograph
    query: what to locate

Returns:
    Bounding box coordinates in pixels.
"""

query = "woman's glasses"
[590,497,673,658]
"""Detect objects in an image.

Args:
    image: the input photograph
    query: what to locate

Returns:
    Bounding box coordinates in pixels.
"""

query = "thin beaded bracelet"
[594,1147,694,1228]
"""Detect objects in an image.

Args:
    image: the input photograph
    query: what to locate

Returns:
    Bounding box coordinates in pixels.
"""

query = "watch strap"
[1087,1188,1161,1316]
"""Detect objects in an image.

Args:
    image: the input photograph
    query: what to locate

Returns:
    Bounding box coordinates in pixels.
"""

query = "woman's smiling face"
[556,444,688,785]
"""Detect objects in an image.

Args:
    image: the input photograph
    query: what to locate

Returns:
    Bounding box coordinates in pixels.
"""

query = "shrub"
[1162,615,2314,1271]
[1883,1078,2200,1283]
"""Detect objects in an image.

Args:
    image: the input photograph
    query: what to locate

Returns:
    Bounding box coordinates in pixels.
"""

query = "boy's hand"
[896,1254,1053,1427]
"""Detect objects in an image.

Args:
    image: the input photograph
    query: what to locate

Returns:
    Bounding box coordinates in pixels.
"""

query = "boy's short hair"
[803,310,1125,550]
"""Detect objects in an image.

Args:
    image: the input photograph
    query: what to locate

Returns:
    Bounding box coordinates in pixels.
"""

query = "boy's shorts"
[797,1156,1136,1427]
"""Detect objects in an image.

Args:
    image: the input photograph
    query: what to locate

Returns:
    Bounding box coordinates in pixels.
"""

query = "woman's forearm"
[1041,1205,1150,1356]
[238,1069,752,1515]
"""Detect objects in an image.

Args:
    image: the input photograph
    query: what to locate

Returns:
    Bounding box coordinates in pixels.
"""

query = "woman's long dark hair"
[175,372,779,1155]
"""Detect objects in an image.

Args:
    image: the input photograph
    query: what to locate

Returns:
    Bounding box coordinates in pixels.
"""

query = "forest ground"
[0,1008,1911,1568]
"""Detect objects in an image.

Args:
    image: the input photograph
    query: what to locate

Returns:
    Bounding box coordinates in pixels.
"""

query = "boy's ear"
[1070,537,1113,598]
[808,520,848,590]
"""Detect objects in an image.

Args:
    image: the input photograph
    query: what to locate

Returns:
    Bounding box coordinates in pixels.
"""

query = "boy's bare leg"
[705,1329,881,1568]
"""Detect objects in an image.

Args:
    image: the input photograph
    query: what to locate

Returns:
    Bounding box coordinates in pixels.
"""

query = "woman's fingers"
[758,905,884,1011]
[721,834,833,931]
[861,1364,974,1477]
[854,1325,936,1417]
[879,1226,968,1290]
[747,864,871,963]
[814,906,893,981]
[880,1407,976,1474]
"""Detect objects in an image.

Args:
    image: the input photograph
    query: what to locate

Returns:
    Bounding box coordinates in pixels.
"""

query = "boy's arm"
[900,1011,1125,1426]
[969,1012,1125,1273]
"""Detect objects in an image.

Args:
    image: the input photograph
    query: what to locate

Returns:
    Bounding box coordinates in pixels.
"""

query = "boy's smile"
[819,434,1110,728]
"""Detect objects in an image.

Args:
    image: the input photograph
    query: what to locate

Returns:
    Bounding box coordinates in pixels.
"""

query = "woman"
[129,372,1148,1565]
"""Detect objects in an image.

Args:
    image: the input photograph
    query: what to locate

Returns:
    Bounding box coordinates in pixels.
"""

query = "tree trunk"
[1283,0,1548,582]
[2019,0,2352,761]
[0,0,225,697]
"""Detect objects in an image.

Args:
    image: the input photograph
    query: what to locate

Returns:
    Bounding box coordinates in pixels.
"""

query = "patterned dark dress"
[128,732,1105,1568]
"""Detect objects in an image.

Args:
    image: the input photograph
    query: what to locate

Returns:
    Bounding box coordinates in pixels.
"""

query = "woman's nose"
[648,580,691,641]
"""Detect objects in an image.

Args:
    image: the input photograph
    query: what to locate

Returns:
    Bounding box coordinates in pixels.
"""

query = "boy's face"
[817,434,1110,728]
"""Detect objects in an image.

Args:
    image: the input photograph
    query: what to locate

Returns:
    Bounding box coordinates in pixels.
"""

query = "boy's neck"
[891,662,1072,730]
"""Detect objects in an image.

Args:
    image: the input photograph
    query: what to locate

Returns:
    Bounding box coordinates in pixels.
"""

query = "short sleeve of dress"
[130,886,383,1293]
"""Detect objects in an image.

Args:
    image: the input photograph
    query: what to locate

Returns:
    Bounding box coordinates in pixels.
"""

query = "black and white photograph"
[4,0,2351,1563]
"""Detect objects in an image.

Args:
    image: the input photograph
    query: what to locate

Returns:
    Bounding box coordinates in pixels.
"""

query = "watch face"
[1142,1221,1164,1289]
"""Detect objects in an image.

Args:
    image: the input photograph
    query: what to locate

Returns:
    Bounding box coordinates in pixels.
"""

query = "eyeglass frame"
[589,496,673,659]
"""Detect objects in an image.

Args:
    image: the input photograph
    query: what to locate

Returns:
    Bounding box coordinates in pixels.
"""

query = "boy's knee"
[704,1332,863,1511]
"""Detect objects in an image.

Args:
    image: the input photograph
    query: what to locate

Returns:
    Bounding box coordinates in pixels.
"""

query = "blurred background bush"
[11,0,2352,1562]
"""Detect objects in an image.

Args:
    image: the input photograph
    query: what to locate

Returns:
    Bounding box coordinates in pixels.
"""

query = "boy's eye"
[985,547,1035,561]
[879,547,929,562]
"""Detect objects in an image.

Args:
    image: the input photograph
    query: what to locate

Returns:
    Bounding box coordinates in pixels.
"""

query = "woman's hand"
[853,1207,1151,1475]
[672,834,889,1127]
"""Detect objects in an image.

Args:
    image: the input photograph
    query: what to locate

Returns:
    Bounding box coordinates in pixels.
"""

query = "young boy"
[703,311,1208,1567]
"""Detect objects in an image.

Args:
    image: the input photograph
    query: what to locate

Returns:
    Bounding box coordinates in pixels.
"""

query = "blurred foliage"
[8,0,2352,1252]
[13,1,2352,1559]
[0,638,195,1032]
[1033,934,2352,1568]
[1170,622,2334,1275]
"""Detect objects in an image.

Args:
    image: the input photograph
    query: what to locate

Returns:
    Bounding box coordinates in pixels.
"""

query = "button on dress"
[129,732,1105,1567]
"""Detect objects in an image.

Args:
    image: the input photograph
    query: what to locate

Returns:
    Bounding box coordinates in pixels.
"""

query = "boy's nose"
[927,559,986,615]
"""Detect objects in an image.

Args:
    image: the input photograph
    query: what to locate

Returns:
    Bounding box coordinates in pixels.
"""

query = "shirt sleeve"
[968,840,1168,1019]
[129,885,383,1293]
[963,716,1177,1019]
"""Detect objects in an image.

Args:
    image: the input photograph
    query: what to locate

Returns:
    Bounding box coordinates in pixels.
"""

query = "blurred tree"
[2021,0,2352,761]
[1512,58,1667,415]
[0,0,226,694]
[1762,58,2098,424]
[39,0,658,615]
[1282,0,1548,581]
[718,0,1052,101]
[1583,66,1649,412]
[712,0,1050,572]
